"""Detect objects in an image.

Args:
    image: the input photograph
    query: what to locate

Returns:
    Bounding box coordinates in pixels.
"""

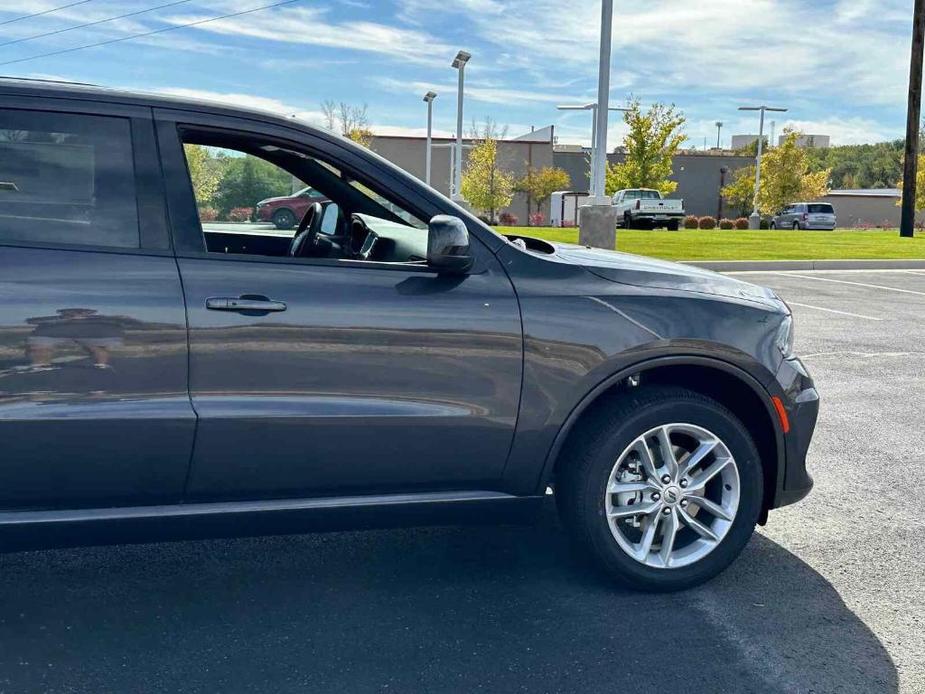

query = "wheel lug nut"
[651,492,660,501]
[680,499,688,508]
[680,479,689,488]
[662,507,672,515]
[661,474,671,484]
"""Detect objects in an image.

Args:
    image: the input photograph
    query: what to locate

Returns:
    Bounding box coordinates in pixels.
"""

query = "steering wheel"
[287,202,323,258]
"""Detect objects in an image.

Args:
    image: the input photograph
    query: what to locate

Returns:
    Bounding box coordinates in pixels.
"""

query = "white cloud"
[164,6,455,66]
[378,77,581,106]
[152,86,326,124]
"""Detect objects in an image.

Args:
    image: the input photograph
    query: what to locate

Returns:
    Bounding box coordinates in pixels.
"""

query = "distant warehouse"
[818,189,909,229]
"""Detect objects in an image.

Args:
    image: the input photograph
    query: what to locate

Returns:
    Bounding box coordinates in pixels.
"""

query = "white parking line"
[786,301,883,321]
[780,273,925,297]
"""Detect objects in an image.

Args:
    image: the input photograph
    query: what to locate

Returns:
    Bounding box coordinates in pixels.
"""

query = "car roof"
[0,76,330,137]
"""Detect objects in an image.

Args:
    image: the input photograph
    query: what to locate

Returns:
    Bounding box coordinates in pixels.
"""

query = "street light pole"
[423,91,437,187]
[739,105,788,228]
[901,0,925,238]
[715,121,723,149]
[451,50,471,202]
[589,0,614,206]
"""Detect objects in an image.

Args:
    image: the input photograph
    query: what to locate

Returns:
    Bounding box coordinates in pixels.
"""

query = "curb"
[684,259,925,272]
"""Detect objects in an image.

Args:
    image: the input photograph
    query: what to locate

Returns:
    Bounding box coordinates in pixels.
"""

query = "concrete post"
[578,204,618,250]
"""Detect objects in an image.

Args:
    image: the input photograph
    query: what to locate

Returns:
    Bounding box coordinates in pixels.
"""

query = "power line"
[0,1,97,27]
[0,0,196,49]
[0,0,301,67]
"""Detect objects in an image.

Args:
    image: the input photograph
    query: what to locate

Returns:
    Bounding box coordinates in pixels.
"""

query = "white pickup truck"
[612,188,685,230]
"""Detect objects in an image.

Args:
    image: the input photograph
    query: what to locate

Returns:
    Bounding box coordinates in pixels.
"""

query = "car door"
[155,111,523,502]
[0,100,195,509]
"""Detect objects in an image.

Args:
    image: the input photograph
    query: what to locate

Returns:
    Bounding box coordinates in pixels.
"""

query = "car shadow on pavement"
[0,504,897,694]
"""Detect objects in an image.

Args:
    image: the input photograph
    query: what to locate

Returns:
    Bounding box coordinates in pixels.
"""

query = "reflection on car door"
[0,105,194,509]
[176,258,523,500]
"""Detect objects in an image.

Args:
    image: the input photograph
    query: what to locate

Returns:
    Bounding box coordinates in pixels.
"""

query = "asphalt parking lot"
[0,269,923,694]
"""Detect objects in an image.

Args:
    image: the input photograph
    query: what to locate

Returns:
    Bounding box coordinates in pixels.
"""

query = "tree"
[321,100,374,147]
[605,100,686,196]
[895,153,925,212]
[183,144,223,208]
[461,137,514,223]
[214,155,293,216]
[515,166,571,223]
[723,130,831,216]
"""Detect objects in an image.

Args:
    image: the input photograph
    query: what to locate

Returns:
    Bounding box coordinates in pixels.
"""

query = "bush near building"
[734,217,749,230]
[498,212,519,225]
[228,207,254,222]
[684,215,699,229]
[698,216,717,229]
[719,218,735,229]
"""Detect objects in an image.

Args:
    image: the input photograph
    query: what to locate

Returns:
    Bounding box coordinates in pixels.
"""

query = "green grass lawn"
[494,227,925,261]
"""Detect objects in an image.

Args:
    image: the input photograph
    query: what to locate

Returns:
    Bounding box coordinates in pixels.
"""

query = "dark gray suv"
[0,79,817,591]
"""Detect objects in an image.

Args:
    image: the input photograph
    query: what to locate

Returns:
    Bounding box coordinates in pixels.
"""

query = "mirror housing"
[427,215,473,274]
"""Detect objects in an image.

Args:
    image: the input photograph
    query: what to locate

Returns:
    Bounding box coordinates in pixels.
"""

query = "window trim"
[153,109,491,273]
[0,102,170,254]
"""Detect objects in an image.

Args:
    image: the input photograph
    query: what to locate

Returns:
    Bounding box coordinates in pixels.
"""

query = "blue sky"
[0,0,916,146]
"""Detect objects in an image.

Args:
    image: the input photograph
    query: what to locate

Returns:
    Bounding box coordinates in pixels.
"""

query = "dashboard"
[347,213,428,263]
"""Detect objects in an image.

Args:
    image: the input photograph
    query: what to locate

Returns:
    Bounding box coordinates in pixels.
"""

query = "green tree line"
[185,144,295,219]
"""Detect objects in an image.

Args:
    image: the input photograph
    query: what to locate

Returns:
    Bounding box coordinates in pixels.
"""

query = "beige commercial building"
[369,126,556,223]
[818,189,920,228]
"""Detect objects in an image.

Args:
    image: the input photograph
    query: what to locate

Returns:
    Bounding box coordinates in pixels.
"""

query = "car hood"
[256,195,297,205]
[549,241,781,308]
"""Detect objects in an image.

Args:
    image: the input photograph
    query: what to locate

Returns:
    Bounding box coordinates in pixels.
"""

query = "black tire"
[556,385,763,592]
[272,208,297,230]
[792,222,800,231]
[624,213,635,230]
[667,220,680,231]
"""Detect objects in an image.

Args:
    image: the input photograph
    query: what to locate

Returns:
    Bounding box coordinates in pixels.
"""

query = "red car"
[256,186,329,229]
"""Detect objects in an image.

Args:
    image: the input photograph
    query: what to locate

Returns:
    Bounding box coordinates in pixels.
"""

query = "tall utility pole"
[739,105,788,228]
[901,0,925,238]
[451,50,470,202]
[423,91,437,187]
[589,0,614,206]
[715,121,723,149]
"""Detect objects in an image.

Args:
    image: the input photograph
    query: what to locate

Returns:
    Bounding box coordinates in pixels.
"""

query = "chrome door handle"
[206,296,287,312]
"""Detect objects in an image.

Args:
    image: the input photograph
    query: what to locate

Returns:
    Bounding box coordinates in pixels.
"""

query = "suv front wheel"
[557,386,763,591]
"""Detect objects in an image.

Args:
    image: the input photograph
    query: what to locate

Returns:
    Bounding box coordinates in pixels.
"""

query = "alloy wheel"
[603,423,740,569]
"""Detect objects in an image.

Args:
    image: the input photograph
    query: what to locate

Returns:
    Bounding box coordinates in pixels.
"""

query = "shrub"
[561,219,575,228]
[683,215,699,229]
[498,212,519,226]
[759,218,770,230]
[734,217,749,230]
[719,218,735,230]
[698,215,717,230]
[529,212,546,226]
[198,207,218,222]
[228,207,254,222]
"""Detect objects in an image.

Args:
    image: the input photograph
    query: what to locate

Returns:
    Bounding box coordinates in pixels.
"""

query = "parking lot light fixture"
[715,121,723,149]
[423,91,437,187]
[557,101,628,197]
[451,50,471,202]
[738,105,788,228]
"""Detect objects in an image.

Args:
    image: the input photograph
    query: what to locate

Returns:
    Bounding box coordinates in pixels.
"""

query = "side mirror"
[427,215,473,274]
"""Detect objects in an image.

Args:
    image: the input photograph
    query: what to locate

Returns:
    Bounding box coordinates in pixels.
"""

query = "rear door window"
[807,204,834,214]
[0,109,139,249]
